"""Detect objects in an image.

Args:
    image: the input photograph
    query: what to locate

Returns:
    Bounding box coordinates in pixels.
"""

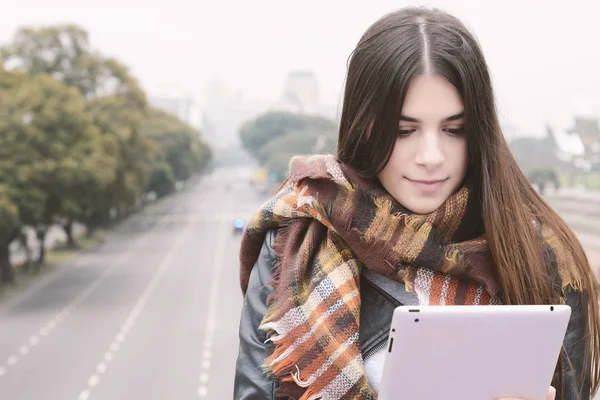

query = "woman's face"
[377,74,468,214]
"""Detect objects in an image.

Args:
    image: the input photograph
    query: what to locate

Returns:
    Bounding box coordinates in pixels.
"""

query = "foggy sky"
[1,0,598,136]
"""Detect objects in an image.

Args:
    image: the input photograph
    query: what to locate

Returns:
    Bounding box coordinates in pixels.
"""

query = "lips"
[405,177,448,193]
[408,178,447,184]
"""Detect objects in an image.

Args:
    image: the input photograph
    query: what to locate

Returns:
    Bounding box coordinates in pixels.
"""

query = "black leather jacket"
[234,230,591,400]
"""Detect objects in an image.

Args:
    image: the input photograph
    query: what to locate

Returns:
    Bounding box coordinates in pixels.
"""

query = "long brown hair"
[337,7,600,397]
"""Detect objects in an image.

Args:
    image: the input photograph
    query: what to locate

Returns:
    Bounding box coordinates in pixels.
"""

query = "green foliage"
[1,24,147,107]
[239,111,337,180]
[146,161,176,198]
[141,108,212,187]
[0,186,19,245]
[240,111,336,162]
[527,168,560,185]
[0,24,212,281]
[87,95,153,211]
[261,127,337,179]
[560,172,600,192]
[0,69,115,227]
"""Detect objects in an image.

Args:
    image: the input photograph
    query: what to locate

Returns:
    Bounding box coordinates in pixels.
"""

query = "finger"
[497,386,556,400]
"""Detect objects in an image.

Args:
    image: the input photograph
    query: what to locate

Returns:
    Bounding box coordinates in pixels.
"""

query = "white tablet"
[378,305,571,400]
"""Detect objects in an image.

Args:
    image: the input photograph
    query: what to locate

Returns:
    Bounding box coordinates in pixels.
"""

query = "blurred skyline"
[1,0,599,137]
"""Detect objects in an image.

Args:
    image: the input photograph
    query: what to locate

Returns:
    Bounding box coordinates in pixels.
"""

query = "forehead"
[400,74,464,120]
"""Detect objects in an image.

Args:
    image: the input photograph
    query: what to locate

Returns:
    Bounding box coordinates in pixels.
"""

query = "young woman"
[234,7,599,400]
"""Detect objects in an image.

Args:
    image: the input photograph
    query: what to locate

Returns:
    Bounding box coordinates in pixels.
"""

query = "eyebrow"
[399,112,465,123]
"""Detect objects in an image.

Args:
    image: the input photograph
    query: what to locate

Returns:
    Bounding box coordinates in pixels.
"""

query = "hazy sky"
[1,0,599,136]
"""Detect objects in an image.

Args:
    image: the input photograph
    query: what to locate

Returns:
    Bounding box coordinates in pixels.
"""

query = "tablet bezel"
[378,305,571,400]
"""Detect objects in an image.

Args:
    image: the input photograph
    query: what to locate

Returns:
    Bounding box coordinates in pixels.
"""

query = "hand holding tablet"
[499,386,556,400]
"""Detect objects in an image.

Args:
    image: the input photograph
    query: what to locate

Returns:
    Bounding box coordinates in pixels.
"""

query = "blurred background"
[0,0,599,399]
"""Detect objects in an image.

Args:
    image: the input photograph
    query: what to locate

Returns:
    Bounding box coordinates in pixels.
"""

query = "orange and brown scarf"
[239,154,574,400]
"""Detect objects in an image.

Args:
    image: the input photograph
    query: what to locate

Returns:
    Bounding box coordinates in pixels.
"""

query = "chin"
[399,198,445,215]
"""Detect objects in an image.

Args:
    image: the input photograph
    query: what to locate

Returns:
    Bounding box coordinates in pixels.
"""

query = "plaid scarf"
[239,154,575,400]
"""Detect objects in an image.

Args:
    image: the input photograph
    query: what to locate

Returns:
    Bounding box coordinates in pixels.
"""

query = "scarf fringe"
[261,325,302,380]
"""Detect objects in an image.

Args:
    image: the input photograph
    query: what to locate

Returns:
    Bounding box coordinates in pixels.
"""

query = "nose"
[414,131,445,169]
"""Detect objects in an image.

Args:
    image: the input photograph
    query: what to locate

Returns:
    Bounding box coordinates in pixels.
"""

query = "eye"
[397,128,415,137]
[443,127,465,136]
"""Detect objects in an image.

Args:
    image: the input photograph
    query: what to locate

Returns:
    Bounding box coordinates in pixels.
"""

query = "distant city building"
[149,96,194,124]
[200,76,275,149]
[546,116,600,171]
[275,70,320,115]
[501,123,519,142]
[569,117,600,158]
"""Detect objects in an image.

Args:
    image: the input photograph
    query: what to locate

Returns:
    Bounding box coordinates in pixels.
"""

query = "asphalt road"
[0,165,598,400]
[0,165,263,400]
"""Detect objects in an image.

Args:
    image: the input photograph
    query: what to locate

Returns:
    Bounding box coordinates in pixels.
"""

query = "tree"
[141,108,212,198]
[0,186,19,283]
[0,68,113,263]
[0,24,146,106]
[239,111,335,162]
[1,24,149,240]
[146,162,176,198]
[0,25,92,86]
[0,23,213,279]
[86,95,154,222]
[260,127,337,180]
[239,111,337,180]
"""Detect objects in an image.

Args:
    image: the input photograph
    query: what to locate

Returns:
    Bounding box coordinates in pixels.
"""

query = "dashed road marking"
[0,217,169,381]
[197,221,228,398]
[76,220,194,399]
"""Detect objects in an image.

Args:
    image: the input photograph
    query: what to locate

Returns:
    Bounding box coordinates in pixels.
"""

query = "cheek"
[453,141,469,179]
[460,141,469,169]
[378,144,403,184]
[387,141,409,169]
[449,138,468,166]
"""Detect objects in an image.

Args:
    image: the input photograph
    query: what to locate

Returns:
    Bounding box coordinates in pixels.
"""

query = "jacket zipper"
[363,338,389,361]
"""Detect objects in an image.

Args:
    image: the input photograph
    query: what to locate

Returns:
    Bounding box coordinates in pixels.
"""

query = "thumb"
[546,386,556,400]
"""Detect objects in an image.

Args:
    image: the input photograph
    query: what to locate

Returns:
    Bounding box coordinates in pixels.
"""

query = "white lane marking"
[96,362,107,374]
[199,373,209,384]
[197,221,228,398]
[0,366,6,377]
[0,216,171,380]
[198,387,208,398]
[6,356,17,366]
[88,375,99,387]
[77,219,194,399]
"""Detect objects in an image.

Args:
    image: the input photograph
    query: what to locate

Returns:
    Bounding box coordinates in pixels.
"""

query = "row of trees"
[0,25,211,283]
[239,111,337,181]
